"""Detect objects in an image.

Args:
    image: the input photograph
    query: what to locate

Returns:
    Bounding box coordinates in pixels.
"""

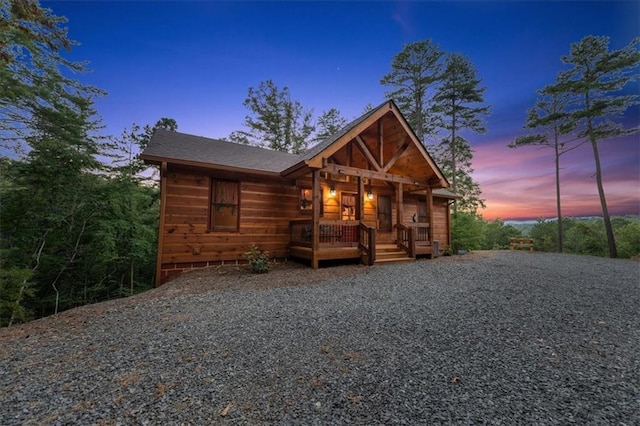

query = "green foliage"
[529,219,560,252]
[108,118,177,184]
[382,42,487,215]
[433,53,489,136]
[524,216,639,259]
[1,150,160,325]
[551,35,640,257]
[431,53,489,215]
[449,214,639,259]
[451,212,485,252]
[432,137,485,214]
[614,219,640,259]
[564,222,607,257]
[0,113,166,325]
[0,267,35,326]
[243,245,270,274]
[380,39,444,143]
[483,219,522,250]
[0,0,105,152]
[229,79,314,154]
[314,108,348,142]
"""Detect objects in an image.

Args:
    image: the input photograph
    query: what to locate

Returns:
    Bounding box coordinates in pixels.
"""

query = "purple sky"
[45,1,639,220]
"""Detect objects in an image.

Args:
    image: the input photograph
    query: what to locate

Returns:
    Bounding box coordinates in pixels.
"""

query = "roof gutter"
[140,154,284,179]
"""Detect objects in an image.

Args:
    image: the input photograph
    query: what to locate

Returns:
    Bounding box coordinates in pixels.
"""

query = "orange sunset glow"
[473,135,640,221]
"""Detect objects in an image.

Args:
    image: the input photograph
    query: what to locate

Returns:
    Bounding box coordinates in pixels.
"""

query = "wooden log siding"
[431,198,451,247]
[158,169,299,283]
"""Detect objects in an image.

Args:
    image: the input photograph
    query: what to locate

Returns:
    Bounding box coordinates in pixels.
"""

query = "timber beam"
[355,136,382,171]
[382,140,410,172]
[321,163,428,187]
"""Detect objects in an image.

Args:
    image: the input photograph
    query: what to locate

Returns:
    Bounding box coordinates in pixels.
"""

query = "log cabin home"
[141,100,459,285]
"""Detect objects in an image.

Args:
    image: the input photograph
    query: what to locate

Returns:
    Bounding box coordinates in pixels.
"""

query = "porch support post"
[378,119,384,167]
[357,176,364,221]
[311,169,320,269]
[426,186,434,245]
[396,182,403,241]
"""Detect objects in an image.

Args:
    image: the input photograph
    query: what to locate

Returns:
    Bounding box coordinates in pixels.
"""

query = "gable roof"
[141,129,302,174]
[283,100,449,188]
[302,102,383,160]
[141,100,450,189]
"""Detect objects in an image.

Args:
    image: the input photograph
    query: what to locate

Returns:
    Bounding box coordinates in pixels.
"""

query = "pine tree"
[432,53,489,214]
[380,39,444,144]
[510,89,578,252]
[0,0,105,152]
[229,79,314,154]
[314,108,347,142]
[552,35,640,258]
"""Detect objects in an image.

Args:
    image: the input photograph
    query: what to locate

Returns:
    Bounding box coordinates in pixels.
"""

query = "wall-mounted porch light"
[366,187,374,200]
[329,184,337,197]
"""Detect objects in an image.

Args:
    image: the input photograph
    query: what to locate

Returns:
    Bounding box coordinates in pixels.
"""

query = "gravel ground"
[1,251,639,425]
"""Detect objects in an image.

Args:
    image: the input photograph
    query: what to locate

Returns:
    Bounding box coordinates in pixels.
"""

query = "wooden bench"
[510,237,534,252]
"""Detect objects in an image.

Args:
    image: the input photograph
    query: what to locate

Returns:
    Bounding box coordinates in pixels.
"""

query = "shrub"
[243,245,269,274]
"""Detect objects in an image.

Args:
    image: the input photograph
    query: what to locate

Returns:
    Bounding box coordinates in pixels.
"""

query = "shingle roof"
[141,129,303,174]
[433,189,462,199]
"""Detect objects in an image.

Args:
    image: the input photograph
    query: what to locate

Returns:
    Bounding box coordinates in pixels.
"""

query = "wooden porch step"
[375,257,414,265]
[374,244,412,265]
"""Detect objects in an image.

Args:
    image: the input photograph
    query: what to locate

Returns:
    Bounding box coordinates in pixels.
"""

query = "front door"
[377,195,392,232]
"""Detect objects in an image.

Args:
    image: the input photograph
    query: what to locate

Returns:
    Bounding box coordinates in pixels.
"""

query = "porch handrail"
[358,222,376,265]
[395,223,415,258]
[408,223,430,243]
[290,219,313,247]
[290,219,361,248]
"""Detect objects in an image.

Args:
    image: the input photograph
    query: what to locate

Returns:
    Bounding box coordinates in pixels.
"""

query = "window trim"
[208,178,240,232]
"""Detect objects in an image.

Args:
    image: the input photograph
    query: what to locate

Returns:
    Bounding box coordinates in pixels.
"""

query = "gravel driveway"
[1,251,639,425]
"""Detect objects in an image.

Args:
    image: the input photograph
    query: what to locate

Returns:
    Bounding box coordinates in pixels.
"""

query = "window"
[417,200,427,223]
[300,188,323,216]
[341,192,356,221]
[300,188,313,213]
[210,179,239,231]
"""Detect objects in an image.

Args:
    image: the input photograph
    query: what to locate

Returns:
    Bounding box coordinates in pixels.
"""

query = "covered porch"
[289,218,434,268]
[282,101,452,268]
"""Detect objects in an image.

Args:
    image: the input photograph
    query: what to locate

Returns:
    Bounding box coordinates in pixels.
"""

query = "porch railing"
[413,224,429,243]
[359,222,375,265]
[396,223,415,258]
[396,223,430,257]
[290,219,361,248]
[290,219,312,247]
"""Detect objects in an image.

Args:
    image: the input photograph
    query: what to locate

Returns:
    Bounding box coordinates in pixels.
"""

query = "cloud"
[472,136,640,220]
[391,2,414,38]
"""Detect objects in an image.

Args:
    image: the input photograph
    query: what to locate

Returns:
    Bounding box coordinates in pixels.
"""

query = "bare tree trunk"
[9,234,48,327]
[583,89,616,257]
[554,133,563,253]
[590,136,617,257]
[130,257,134,296]
[8,279,26,327]
[50,219,87,315]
